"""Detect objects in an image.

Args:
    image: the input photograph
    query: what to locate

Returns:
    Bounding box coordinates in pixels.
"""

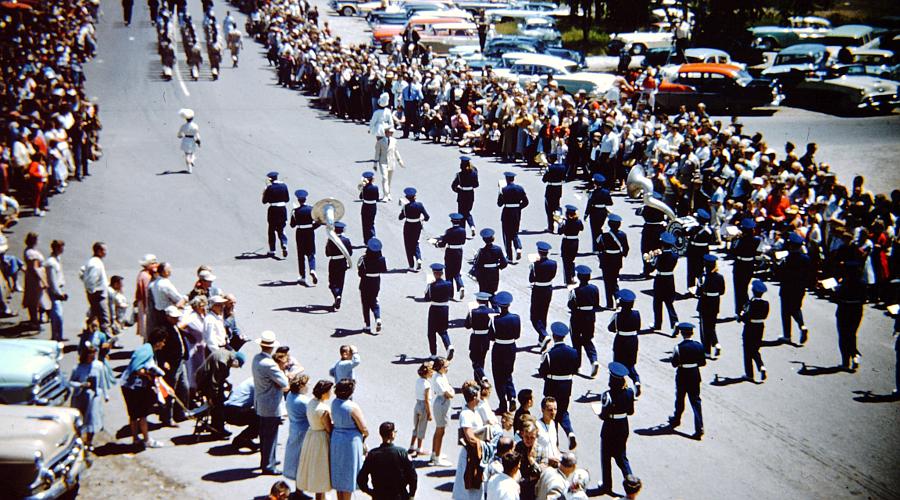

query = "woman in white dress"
[452,384,488,500]
[177,108,201,173]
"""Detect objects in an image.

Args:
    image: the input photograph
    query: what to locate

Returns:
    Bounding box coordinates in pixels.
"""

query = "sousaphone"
[312,197,353,267]
[626,164,697,255]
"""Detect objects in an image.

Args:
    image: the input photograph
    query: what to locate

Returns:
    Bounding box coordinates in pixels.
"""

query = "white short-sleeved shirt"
[432,373,453,398]
[459,407,484,430]
[152,278,184,311]
[536,418,561,462]
[415,377,431,401]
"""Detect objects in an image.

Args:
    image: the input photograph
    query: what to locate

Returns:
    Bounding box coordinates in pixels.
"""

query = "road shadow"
[273,305,332,314]
[171,433,226,446]
[235,251,273,260]
[405,295,427,303]
[435,482,454,492]
[391,353,432,365]
[448,318,466,330]
[852,390,900,403]
[638,328,674,338]
[63,344,79,354]
[0,321,41,338]
[114,422,163,439]
[426,469,456,478]
[796,362,845,376]
[586,486,623,497]
[208,443,255,456]
[710,374,750,387]
[156,169,191,175]
[575,390,603,403]
[634,423,697,440]
[760,339,784,348]
[332,327,369,338]
[620,273,646,282]
[201,467,260,483]
[259,279,297,287]
[108,350,133,360]
[92,441,141,457]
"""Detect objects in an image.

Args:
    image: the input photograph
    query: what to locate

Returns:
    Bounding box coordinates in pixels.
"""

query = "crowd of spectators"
[0,0,102,220]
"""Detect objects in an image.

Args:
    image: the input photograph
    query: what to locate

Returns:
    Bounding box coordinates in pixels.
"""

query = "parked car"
[820,24,881,50]
[748,15,831,51]
[761,43,830,87]
[792,64,899,114]
[485,1,568,22]
[330,0,386,17]
[0,404,87,500]
[517,16,560,43]
[608,23,674,55]
[371,16,467,52]
[417,21,480,54]
[367,10,410,26]
[833,48,896,78]
[645,47,743,69]
[656,63,779,113]
[493,55,617,96]
[0,339,68,406]
[484,35,585,66]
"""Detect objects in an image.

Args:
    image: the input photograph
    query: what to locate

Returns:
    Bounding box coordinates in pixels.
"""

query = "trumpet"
[642,249,663,262]
[552,210,564,224]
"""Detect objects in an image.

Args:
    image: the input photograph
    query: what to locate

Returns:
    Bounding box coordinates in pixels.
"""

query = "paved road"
[7,0,899,499]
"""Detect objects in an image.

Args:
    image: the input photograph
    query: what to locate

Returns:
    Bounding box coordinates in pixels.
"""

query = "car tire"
[630,43,647,55]
[340,6,354,16]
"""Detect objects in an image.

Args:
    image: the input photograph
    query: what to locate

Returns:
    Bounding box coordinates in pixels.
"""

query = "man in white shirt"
[535,397,561,463]
[81,241,110,332]
[487,451,521,500]
[203,295,229,350]
[45,240,68,341]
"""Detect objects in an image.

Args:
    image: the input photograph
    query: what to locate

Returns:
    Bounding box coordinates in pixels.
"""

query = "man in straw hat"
[177,108,201,173]
[252,330,289,475]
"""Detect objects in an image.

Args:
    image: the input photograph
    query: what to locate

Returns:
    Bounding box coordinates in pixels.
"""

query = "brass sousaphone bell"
[312,197,353,268]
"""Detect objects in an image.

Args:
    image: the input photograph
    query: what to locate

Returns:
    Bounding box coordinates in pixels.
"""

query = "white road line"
[174,56,190,97]
[169,12,190,97]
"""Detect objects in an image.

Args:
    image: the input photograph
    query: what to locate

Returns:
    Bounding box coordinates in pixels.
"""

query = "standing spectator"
[409,361,433,457]
[120,328,167,449]
[80,241,110,333]
[358,421,418,499]
[331,379,369,500]
[223,294,247,351]
[28,150,49,216]
[178,296,209,392]
[429,357,454,467]
[157,305,189,426]
[252,330,290,475]
[329,344,361,384]
[452,383,488,500]
[69,343,108,450]
[203,295,229,351]
[22,232,47,329]
[486,451,521,500]
[134,254,158,341]
[374,127,404,202]
[284,374,311,487]
[44,239,67,341]
[150,262,187,332]
[296,379,334,499]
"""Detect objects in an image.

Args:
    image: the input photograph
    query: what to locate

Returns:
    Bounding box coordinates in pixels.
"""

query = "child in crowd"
[408,361,432,457]
[513,388,534,434]
[329,344,360,384]
[70,342,109,450]
[429,357,454,466]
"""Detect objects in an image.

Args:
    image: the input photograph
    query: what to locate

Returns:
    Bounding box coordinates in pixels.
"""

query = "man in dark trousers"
[640,192,666,277]
[584,173,612,256]
[489,291,520,413]
[779,233,812,345]
[465,292,494,382]
[357,421,418,499]
[289,189,320,286]
[472,228,508,300]
[359,171,380,244]
[697,254,725,359]
[122,0,134,25]
[436,213,467,299]
[261,171,289,258]
[538,322,580,450]
[599,214,629,309]
[451,156,479,238]
[733,218,760,316]
[669,322,706,439]
[835,261,866,372]
[542,153,566,232]
[425,263,455,360]
[399,187,430,271]
[156,306,190,425]
[196,349,245,437]
[569,265,601,378]
[598,362,635,495]
[739,279,769,383]
[652,232,679,333]
[325,221,352,311]
[497,171,529,263]
[557,205,583,286]
[608,289,641,397]
[685,209,712,292]
[528,241,556,349]
[358,238,387,334]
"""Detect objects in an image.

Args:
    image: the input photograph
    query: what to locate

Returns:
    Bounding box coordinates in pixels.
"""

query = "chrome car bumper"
[26,439,87,500]
[858,93,899,109]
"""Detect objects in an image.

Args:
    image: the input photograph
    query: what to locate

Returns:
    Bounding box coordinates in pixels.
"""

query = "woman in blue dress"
[329,378,369,500]
[79,319,115,394]
[283,374,311,485]
[70,343,109,450]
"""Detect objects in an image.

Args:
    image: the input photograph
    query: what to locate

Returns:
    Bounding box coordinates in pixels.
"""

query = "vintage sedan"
[761,43,830,88]
[0,339,69,406]
[656,63,779,113]
[517,16,561,43]
[749,15,831,51]
[371,16,467,51]
[793,65,899,114]
[608,23,674,55]
[417,21,480,54]
[493,55,616,96]
[0,405,88,500]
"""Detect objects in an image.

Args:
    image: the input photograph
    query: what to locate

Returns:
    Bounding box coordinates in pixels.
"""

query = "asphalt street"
[6,0,899,498]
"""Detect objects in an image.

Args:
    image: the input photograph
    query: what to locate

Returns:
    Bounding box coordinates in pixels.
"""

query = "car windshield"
[734,70,754,87]
[853,54,887,65]
[819,35,863,47]
[774,52,820,65]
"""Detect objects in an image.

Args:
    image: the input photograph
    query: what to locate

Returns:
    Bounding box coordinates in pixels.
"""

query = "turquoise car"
[749,16,831,51]
[0,339,69,406]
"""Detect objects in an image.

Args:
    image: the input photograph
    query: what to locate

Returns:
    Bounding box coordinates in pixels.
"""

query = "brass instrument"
[642,248,663,262]
[311,197,353,268]
[627,164,697,256]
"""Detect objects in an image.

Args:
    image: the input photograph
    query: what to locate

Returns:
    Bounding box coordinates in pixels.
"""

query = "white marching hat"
[179,108,195,120]
[378,93,389,107]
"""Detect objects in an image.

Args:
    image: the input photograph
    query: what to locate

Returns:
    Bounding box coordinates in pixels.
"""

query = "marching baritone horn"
[311,197,353,268]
